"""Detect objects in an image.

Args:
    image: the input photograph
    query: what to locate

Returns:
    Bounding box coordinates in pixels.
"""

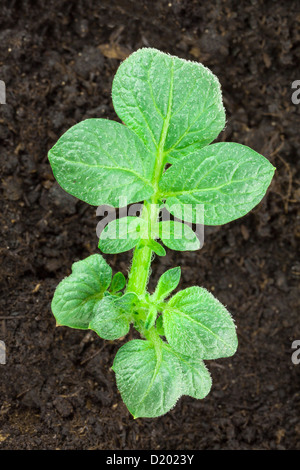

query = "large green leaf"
[112,340,182,418]
[89,293,137,340]
[52,254,112,329]
[159,142,275,225]
[112,48,225,162]
[163,286,238,360]
[113,339,213,418]
[48,119,155,207]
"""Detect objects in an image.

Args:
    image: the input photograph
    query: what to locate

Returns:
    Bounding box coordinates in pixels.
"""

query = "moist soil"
[0,0,299,450]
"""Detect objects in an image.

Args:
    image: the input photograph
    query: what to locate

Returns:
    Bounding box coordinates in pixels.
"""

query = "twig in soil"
[16,386,35,399]
[80,344,106,365]
[209,362,226,369]
[0,316,27,320]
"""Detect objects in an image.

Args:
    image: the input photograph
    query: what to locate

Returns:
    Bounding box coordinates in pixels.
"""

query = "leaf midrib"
[151,59,174,193]
[164,305,235,352]
[51,154,153,189]
[160,176,261,198]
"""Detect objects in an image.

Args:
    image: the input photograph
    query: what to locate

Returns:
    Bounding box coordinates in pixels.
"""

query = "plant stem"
[126,199,159,296]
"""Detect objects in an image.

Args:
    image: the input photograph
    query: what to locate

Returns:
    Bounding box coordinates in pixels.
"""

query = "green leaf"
[181,359,211,399]
[112,48,225,162]
[113,339,213,418]
[152,267,181,302]
[159,220,200,251]
[145,239,166,257]
[165,345,212,399]
[163,286,238,359]
[159,142,275,225]
[52,254,112,329]
[112,340,183,418]
[110,272,126,293]
[48,119,155,207]
[99,217,144,254]
[156,315,165,336]
[89,293,137,340]
[144,305,158,330]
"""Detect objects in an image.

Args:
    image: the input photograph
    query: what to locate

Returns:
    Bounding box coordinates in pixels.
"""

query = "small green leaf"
[159,142,275,225]
[163,286,238,359]
[112,340,183,418]
[48,119,155,207]
[153,267,181,302]
[156,315,165,336]
[89,293,137,340]
[110,272,126,293]
[144,305,158,330]
[145,239,166,256]
[52,254,112,329]
[112,48,225,161]
[99,217,144,254]
[159,220,200,251]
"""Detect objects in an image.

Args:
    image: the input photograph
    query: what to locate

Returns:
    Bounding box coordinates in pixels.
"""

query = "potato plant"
[48,48,275,418]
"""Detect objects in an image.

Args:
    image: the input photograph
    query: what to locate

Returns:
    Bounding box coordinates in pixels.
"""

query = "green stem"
[127,243,152,296]
[126,199,159,296]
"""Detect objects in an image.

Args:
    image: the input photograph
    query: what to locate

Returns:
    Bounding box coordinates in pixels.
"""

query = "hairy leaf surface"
[152,267,181,302]
[160,142,275,225]
[163,286,238,359]
[146,239,166,257]
[112,48,225,162]
[52,255,112,329]
[110,272,126,293]
[113,339,213,418]
[48,119,155,207]
[166,346,212,399]
[112,340,182,418]
[89,293,136,340]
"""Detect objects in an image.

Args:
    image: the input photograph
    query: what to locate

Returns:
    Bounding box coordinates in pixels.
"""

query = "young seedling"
[48,48,275,418]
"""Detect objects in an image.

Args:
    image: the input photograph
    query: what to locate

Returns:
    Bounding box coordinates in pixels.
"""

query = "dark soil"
[0,0,300,450]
